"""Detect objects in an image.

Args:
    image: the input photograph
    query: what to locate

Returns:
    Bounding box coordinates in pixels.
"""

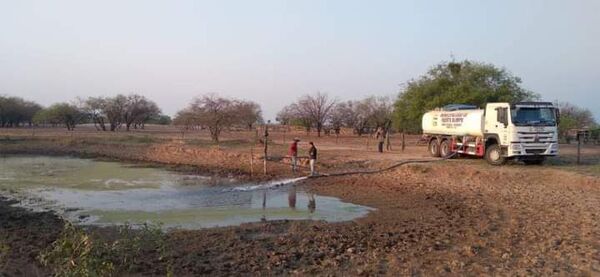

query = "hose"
[309,151,459,178]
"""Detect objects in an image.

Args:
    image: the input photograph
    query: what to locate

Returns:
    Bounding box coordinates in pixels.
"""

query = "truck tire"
[440,139,452,158]
[428,139,440,157]
[485,144,505,165]
[523,157,545,165]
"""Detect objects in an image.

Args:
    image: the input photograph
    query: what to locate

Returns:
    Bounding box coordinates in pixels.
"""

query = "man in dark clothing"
[289,138,300,174]
[308,141,317,176]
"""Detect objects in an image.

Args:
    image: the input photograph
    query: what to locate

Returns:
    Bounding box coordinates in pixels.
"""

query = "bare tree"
[368,96,394,130]
[175,94,260,142]
[122,94,161,131]
[133,100,161,129]
[81,97,108,131]
[236,101,263,130]
[328,102,347,135]
[295,92,336,137]
[104,95,128,131]
[277,104,310,134]
[342,100,373,136]
[276,105,295,127]
[173,108,197,130]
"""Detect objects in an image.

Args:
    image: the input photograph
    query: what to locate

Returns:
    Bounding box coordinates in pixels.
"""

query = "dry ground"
[1,126,599,276]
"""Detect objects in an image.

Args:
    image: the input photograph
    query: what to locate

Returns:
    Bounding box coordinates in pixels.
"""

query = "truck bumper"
[508,143,559,157]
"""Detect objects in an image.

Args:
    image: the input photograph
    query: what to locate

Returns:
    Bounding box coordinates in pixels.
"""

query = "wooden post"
[250,147,254,176]
[263,121,270,175]
[282,125,286,144]
[577,132,581,165]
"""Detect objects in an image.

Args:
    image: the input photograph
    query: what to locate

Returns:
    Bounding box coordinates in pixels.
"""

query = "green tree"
[0,95,42,127]
[393,60,538,133]
[146,114,172,125]
[34,103,84,130]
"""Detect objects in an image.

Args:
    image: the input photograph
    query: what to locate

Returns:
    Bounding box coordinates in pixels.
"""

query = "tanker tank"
[422,109,484,137]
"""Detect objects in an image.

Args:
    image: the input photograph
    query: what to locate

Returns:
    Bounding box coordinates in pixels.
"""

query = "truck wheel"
[485,144,505,165]
[428,139,440,157]
[523,157,545,165]
[440,139,452,158]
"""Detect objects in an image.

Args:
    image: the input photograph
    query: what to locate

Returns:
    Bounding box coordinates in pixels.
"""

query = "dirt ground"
[1,126,599,276]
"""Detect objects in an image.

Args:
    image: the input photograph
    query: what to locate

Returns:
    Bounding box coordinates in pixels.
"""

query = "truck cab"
[483,102,559,165]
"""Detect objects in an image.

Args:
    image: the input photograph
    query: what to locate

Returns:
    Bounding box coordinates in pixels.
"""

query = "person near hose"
[308,141,318,176]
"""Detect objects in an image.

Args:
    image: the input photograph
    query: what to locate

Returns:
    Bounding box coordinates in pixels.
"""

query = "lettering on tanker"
[440,112,467,129]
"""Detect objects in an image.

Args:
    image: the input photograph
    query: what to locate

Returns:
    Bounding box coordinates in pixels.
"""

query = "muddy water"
[0,156,373,229]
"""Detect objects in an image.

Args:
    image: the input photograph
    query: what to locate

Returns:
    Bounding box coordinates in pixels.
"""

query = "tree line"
[276,93,394,137]
[2,60,597,142]
[0,94,169,131]
[0,96,43,127]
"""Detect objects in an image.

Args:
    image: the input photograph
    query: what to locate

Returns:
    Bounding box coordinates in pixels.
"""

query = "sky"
[1,0,598,121]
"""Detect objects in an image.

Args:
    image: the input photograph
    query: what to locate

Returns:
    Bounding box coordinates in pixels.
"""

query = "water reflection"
[262,186,317,213]
[288,185,297,209]
[308,194,316,213]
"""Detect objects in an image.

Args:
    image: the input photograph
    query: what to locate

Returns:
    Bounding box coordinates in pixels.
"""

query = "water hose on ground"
[312,152,459,178]
[268,152,459,179]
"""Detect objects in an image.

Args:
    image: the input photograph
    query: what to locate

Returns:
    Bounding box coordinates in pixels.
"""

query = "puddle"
[0,155,373,229]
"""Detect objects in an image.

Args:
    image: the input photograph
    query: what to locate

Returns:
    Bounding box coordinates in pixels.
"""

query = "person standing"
[289,138,300,174]
[308,141,318,176]
[376,128,385,153]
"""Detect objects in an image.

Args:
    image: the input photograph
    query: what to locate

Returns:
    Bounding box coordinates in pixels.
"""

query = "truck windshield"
[511,107,556,126]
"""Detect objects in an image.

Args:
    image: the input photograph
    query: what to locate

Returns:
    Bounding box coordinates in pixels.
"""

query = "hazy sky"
[1,0,598,120]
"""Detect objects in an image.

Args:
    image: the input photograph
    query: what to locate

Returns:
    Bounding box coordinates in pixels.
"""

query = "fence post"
[250,147,254,176]
[263,121,270,175]
[282,125,286,144]
[577,132,581,165]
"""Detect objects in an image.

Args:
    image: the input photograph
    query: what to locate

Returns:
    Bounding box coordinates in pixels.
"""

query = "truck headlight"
[511,144,522,154]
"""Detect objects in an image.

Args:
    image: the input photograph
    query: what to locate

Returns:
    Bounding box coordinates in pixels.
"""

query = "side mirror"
[555,108,560,125]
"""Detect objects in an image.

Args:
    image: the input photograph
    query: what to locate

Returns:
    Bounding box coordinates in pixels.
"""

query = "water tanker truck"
[422,102,559,165]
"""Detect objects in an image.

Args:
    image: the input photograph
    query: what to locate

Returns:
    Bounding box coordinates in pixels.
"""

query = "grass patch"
[114,135,158,144]
[185,138,253,148]
[0,136,28,144]
[0,240,9,267]
[39,223,171,276]
[545,155,600,176]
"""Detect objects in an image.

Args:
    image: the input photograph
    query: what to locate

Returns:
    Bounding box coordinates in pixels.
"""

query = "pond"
[0,155,373,229]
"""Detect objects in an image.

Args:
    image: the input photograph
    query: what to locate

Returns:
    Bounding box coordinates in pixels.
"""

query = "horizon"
[1,0,598,121]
